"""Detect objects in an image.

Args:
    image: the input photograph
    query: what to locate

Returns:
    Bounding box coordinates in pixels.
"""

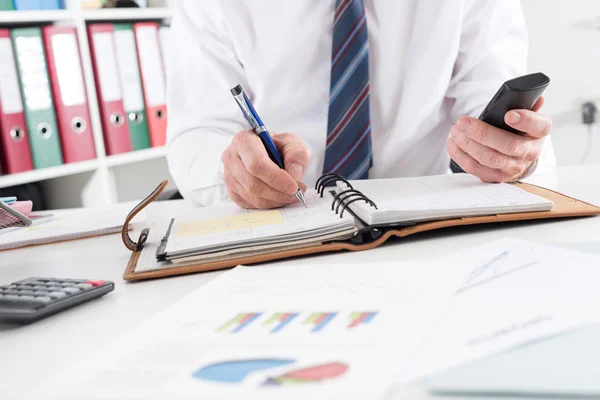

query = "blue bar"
[362,312,377,324]
[232,313,262,333]
[271,313,299,333]
[313,312,338,332]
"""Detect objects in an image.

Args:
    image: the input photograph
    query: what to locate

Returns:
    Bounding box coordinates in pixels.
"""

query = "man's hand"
[221,131,309,209]
[447,97,552,182]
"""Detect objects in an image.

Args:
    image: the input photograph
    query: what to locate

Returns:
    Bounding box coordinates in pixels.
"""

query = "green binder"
[113,23,151,151]
[0,0,14,10]
[11,27,63,169]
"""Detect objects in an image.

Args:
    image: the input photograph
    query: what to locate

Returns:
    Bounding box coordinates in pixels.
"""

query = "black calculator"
[0,277,114,324]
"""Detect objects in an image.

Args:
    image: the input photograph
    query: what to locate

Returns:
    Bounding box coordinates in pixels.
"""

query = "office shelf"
[82,7,172,21]
[105,147,167,167]
[0,10,73,23]
[0,159,99,190]
[0,3,173,207]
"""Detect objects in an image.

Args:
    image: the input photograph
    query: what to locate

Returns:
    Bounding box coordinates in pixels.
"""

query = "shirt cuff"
[167,129,232,207]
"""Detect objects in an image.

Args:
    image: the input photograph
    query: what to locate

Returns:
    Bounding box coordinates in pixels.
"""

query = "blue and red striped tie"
[323,0,372,180]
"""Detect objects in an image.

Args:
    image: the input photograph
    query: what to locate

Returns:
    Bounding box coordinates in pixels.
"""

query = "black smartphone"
[450,72,550,173]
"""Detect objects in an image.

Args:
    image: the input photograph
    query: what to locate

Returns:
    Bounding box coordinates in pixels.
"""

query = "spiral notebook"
[120,173,600,281]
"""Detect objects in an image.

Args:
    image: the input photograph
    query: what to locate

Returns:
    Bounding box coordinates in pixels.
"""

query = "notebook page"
[165,190,355,255]
[336,174,553,225]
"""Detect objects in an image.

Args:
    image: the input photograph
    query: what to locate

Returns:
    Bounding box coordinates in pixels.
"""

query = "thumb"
[274,133,310,181]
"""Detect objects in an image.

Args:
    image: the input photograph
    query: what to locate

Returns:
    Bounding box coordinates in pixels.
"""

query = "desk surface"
[1,165,600,400]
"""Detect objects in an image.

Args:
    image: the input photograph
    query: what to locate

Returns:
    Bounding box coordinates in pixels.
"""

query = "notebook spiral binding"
[315,173,378,218]
[315,173,381,245]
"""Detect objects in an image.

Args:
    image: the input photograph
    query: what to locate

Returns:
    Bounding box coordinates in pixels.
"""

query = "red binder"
[42,26,96,164]
[87,24,131,155]
[133,22,167,147]
[0,29,33,174]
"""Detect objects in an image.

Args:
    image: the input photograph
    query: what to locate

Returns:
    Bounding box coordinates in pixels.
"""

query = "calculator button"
[31,285,48,290]
[0,285,17,290]
[47,291,67,299]
[75,284,93,290]
[32,296,52,303]
[33,290,49,295]
[3,295,20,301]
[86,280,105,287]
[61,287,81,294]
[17,290,35,296]
[18,295,34,301]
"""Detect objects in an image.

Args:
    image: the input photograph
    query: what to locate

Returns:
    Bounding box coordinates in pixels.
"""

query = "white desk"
[1,165,600,400]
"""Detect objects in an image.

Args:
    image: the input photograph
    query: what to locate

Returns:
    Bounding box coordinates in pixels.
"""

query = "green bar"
[113,23,151,151]
[304,313,320,324]
[12,27,63,169]
[264,313,281,325]
[217,313,243,332]
[0,0,14,10]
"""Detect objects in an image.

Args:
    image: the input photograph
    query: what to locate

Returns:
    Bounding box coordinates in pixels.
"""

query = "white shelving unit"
[0,0,176,209]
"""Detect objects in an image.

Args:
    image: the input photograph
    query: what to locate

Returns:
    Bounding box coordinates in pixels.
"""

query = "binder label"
[113,30,144,111]
[0,38,24,114]
[92,32,122,102]
[158,27,171,75]
[136,26,166,107]
[14,36,52,111]
[51,33,86,107]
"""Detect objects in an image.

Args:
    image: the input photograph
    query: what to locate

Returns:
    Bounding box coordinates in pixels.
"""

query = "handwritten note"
[177,210,285,238]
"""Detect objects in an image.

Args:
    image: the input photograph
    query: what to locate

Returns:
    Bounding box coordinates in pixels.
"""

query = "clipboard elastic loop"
[121,180,169,252]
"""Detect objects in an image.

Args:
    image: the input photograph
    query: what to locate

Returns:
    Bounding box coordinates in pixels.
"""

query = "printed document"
[393,238,600,385]
[30,258,474,400]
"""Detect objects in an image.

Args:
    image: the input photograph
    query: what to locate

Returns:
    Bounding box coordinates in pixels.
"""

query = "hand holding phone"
[449,72,551,178]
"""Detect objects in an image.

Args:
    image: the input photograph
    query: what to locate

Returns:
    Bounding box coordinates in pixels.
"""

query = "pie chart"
[192,359,349,386]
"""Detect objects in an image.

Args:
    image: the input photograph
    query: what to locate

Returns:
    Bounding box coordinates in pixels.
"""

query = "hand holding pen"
[222,85,309,209]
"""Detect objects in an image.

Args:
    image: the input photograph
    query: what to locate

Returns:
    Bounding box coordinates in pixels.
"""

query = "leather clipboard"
[121,179,600,282]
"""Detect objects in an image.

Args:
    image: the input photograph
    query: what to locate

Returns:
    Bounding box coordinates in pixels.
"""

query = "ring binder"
[331,189,364,210]
[340,197,377,218]
[315,173,353,197]
[332,189,378,215]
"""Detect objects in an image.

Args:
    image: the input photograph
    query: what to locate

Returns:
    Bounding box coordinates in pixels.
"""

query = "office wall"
[522,0,600,166]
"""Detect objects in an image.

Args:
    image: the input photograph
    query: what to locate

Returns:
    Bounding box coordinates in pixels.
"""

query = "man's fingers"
[233,131,298,195]
[531,96,544,113]
[229,155,295,204]
[455,117,540,162]
[451,126,529,177]
[446,137,513,183]
[504,109,552,138]
[230,177,288,209]
[274,133,310,181]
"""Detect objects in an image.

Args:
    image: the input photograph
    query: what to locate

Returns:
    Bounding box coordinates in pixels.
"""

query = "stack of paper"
[30,256,475,400]
[337,174,554,225]
[0,203,133,251]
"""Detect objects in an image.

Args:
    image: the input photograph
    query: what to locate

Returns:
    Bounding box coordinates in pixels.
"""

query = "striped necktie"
[323,0,373,180]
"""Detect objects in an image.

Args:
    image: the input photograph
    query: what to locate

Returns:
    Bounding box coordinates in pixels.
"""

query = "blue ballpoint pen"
[230,84,308,208]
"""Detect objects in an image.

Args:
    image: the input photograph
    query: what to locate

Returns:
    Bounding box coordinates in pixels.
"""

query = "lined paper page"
[337,174,554,225]
[165,190,355,256]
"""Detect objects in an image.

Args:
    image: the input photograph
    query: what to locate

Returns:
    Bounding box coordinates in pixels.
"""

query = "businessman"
[166,0,555,209]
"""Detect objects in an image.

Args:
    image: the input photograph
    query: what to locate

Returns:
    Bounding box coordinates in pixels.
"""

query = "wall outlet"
[582,102,598,125]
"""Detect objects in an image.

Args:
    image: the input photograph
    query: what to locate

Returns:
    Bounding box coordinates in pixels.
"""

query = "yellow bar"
[217,313,244,332]
[264,313,282,325]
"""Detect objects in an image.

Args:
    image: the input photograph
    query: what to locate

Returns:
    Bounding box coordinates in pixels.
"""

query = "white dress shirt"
[166,0,556,207]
